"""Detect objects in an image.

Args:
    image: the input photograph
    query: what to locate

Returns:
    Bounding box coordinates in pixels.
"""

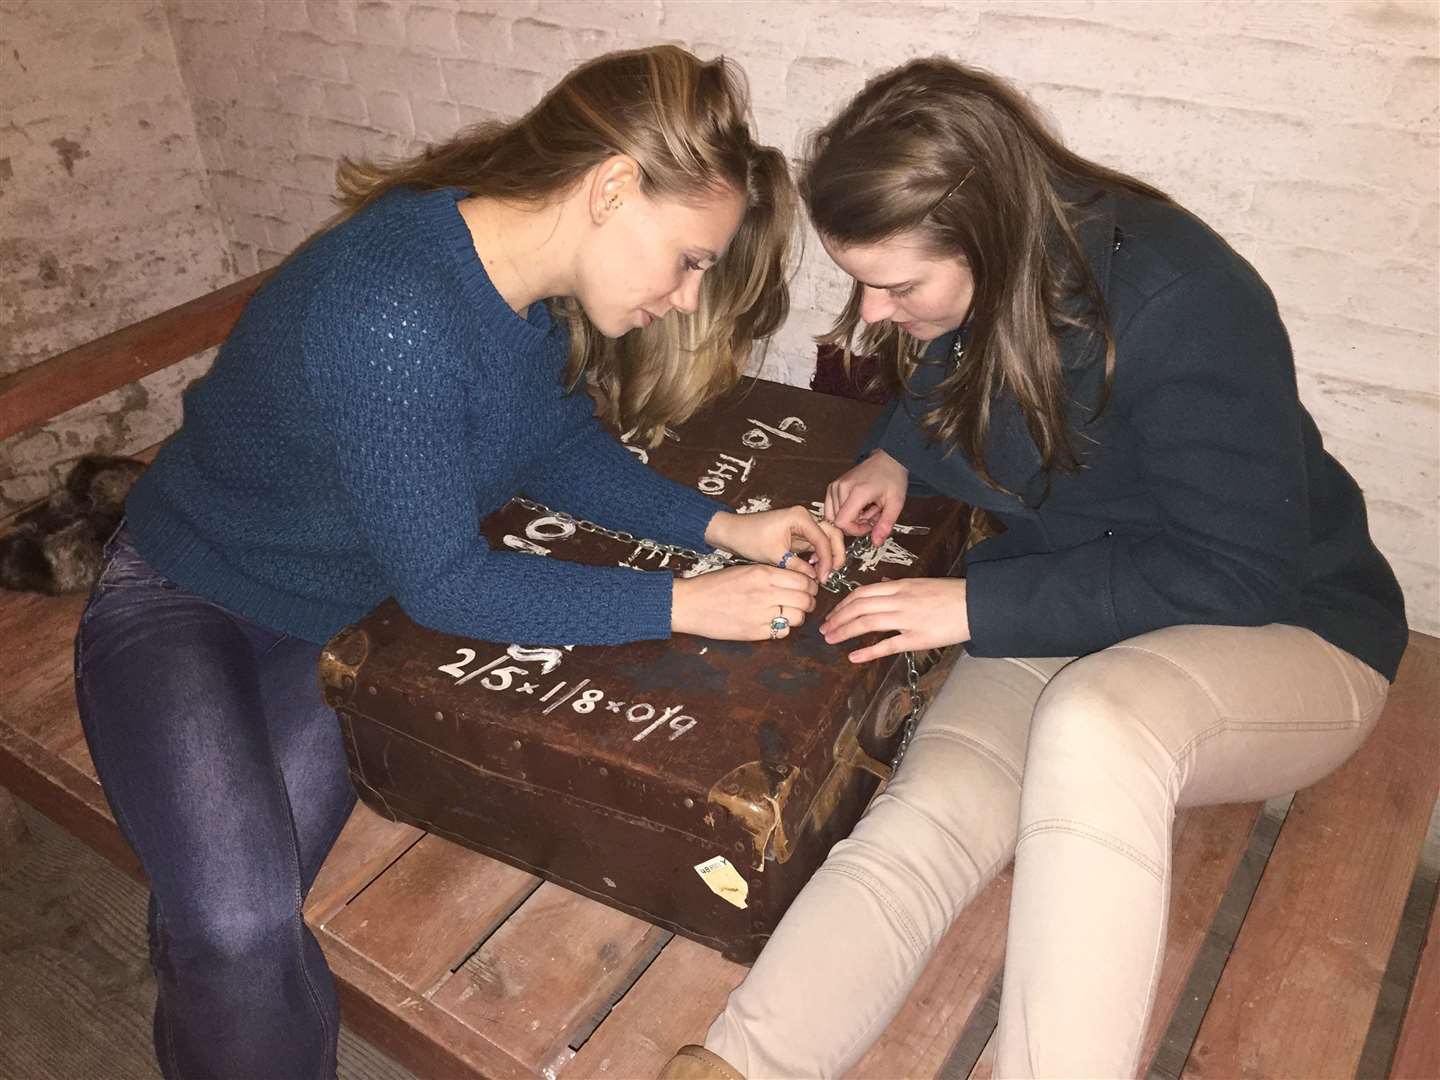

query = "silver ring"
[769,614,790,637]
[777,550,796,569]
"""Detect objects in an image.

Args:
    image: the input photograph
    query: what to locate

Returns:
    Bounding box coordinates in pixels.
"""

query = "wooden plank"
[304,802,425,926]
[30,680,86,760]
[1185,634,1440,1078]
[325,834,540,993]
[565,935,748,1077]
[0,782,29,849]
[0,592,86,729]
[322,932,539,1080]
[968,1037,997,1079]
[1137,802,1264,1069]
[0,271,269,440]
[848,869,1014,1079]
[559,776,1257,1079]
[0,725,141,882]
[429,881,671,1075]
[58,735,101,783]
[1390,872,1440,1079]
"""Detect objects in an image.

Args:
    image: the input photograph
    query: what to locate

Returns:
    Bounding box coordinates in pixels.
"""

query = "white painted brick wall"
[15,0,1433,634]
[0,0,233,513]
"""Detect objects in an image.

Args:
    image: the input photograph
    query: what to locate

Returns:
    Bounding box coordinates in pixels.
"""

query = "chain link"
[890,650,926,772]
[512,497,717,567]
[508,496,927,767]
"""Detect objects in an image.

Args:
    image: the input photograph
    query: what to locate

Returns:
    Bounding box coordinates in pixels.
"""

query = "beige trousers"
[704,624,1390,1079]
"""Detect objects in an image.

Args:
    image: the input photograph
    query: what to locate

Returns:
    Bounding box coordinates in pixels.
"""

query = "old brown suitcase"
[320,378,968,962]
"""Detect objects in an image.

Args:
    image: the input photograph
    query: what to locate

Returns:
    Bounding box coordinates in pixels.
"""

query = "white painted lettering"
[480,664,528,691]
[525,515,576,541]
[503,534,551,556]
[571,688,605,714]
[668,714,698,740]
[744,417,807,444]
[506,644,567,675]
[437,648,477,679]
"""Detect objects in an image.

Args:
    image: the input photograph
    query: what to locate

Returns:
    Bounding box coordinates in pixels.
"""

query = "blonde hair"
[335,45,795,445]
[803,58,1168,488]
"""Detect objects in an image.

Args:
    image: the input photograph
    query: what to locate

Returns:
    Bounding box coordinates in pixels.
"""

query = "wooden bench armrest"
[0,270,271,442]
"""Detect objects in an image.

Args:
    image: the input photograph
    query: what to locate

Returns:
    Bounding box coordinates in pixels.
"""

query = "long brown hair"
[802,58,1167,487]
[334,45,795,445]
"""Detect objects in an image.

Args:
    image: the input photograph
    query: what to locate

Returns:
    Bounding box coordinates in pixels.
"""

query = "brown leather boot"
[657,1044,745,1080]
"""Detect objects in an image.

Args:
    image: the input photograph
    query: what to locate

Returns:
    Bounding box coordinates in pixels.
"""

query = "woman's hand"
[705,507,847,583]
[825,450,909,545]
[672,564,821,641]
[820,577,970,662]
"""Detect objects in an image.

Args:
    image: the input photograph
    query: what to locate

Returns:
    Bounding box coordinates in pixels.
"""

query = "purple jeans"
[75,527,355,1079]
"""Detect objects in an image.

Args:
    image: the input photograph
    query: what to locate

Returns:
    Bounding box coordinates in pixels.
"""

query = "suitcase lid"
[323,379,967,870]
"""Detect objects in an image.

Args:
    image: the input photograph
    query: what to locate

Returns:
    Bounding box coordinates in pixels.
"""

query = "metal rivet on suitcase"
[510,740,521,750]
[683,798,694,808]
[433,711,444,722]
[599,766,608,777]
[366,685,377,695]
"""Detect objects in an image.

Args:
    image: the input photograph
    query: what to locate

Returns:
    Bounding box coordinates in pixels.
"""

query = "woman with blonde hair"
[664,57,1405,1079]
[76,45,841,1078]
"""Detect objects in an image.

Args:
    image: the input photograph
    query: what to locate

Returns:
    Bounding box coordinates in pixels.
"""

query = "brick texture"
[0,0,232,512]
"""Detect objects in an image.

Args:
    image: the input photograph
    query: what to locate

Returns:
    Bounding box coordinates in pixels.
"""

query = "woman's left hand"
[821,577,971,662]
[705,508,847,583]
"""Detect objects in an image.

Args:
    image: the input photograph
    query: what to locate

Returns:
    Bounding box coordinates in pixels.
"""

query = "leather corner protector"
[318,625,369,704]
[708,761,800,872]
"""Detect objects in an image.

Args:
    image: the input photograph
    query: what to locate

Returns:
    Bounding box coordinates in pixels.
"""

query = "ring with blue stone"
[768,609,790,639]
[777,550,797,569]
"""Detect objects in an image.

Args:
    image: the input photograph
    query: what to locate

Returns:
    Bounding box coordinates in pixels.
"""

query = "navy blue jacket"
[871,188,1407,680]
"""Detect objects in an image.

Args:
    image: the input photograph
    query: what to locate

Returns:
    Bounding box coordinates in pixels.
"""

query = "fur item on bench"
[0,455,146,595]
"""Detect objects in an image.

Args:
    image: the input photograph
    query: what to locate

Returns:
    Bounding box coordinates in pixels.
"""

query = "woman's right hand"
[671,564,819,641]
[824,450,910,545]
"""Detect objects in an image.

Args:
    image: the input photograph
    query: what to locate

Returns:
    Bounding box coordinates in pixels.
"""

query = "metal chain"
[512,497,718,567]
[891,651,926,772]
[508,496,927,767]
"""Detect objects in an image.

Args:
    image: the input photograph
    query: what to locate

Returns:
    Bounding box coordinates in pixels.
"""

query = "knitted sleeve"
[521,385,727,552]
[300,269,676,646]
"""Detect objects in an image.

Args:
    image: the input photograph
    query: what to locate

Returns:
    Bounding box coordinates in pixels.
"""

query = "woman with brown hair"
[75,45,841,1079]
[663,58,1406,1079]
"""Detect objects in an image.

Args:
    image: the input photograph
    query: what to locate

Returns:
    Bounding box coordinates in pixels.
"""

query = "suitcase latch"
[708,761,800,872]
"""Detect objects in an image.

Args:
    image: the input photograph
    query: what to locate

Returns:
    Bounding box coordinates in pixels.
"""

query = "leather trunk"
[320,378,968,962]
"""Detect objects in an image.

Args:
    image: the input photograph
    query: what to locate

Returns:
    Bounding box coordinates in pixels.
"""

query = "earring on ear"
[605,194,623,212]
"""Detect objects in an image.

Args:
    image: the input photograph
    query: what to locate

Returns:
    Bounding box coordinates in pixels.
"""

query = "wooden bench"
[1,280,1436,1079]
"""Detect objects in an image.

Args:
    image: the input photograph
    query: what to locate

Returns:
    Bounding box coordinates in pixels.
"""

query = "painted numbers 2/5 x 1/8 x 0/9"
[436,648,698,743]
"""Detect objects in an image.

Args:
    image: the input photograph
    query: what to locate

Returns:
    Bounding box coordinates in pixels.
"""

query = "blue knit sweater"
[126,187,726,646]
